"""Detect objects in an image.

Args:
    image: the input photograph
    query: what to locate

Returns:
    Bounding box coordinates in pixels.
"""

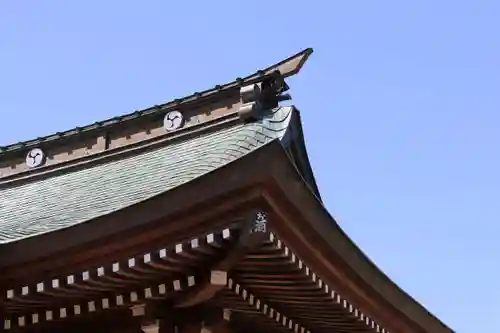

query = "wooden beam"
[136,304,229,333]
[131,303,176,333]
[174,211,269,308]
[170,307,232,333]
[199,309,232,333]
[2,309,137,333]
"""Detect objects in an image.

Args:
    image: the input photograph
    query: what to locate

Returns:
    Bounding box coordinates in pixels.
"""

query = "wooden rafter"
[174,210,269,308]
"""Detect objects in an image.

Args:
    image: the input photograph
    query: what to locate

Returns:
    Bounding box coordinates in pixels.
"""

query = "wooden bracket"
[174,211,269,308]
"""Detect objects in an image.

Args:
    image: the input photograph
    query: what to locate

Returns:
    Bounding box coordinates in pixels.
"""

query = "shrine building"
[0,49,453,333]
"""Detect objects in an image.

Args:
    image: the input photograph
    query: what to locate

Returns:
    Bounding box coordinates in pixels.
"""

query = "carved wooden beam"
[174,211,269,308]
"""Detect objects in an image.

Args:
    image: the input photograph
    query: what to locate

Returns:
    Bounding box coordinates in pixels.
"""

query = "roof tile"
[0,107,294,243]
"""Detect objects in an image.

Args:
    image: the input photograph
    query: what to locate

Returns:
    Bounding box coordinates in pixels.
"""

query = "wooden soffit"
[1,140,452,333]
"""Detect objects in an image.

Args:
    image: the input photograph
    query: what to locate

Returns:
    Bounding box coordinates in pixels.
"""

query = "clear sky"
[1,1,498,332]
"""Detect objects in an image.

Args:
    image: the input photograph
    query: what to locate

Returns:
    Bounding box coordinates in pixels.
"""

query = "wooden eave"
[1,141,452,333]
[285,109,322,201]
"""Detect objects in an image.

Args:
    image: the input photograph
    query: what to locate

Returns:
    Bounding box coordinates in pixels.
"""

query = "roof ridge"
[0,48,313,155]
[0,114,241,188]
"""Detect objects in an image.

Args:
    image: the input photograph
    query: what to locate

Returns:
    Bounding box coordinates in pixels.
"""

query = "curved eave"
[262,143,454,333]
[0,140,453,333]
[0,48,313,157]
[286,108,322,201]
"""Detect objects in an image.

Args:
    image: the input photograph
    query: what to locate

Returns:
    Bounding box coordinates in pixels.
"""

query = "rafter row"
[226,278,312,333]
[3,275,195,330]
[267,232,390,333]
[4,228,233,309]
[2,277,313,333]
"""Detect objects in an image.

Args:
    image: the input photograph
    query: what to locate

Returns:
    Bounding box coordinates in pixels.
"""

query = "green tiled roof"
[0,107,294,244]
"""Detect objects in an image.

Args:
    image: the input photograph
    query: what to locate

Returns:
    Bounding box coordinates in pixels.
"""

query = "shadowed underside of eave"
[2,225,385,333]
[0,140,454,333]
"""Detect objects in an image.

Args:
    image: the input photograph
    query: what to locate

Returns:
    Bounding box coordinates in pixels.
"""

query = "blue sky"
[1,1,498,332]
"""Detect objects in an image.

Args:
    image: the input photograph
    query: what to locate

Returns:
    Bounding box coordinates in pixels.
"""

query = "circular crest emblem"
[26,148,46,168]
[163,110,184,131]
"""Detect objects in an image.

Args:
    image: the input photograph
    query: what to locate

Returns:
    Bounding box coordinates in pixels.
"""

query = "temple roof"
[0,49,453,333]
[0,107,294,243]
[0,48,312,155]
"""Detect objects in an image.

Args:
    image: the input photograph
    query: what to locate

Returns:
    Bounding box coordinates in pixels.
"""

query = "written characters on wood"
[252,211,268,234]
